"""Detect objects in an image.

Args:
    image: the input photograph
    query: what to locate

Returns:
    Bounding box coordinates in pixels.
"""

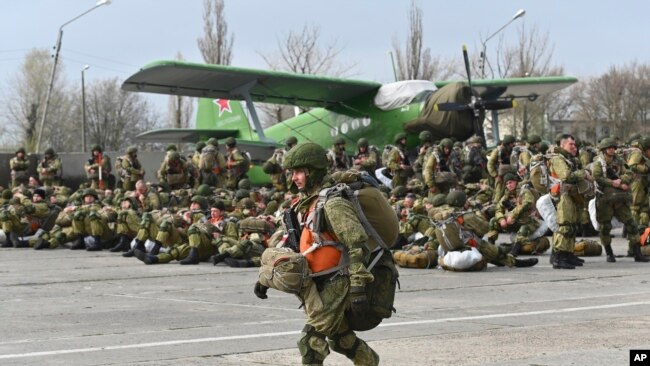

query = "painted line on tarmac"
[105,293,303,312]
[2,300,650,360]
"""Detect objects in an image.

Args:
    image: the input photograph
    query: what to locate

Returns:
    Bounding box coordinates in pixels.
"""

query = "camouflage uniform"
[224,138,248,190]
[38,148,62,187]
[84,145,112,190]
[625,138,650,226]
[9,148,30,188]
[423,138,461,194]
[592,138,648,262]
[487,135,516,203]
[351,138,379,176]
[254,142,379,366]
[116,147,145,191]
[326,137,350,174]
[386,133,412,189]
[157,151,189,190]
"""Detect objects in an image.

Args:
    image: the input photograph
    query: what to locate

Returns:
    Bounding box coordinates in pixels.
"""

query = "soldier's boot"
[567,252,584,266]
[210,252,230,265]
[514,258,538,267]
[109,235,131,252]
[33,238,51,250]
[552,251,576,269]
[224,257,255,267]
[509,242,522,257]
[633,245,650,262]
[9,233,28,248]
[149,241,162,255]
[134,249,159,265]
[86,236,103,251]
[123,239,145,257]
[69,236,86,250]
[604,245,616,263]
[179,247,199,265]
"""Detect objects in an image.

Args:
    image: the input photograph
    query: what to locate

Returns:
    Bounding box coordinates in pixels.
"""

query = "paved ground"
[1,232,650,365]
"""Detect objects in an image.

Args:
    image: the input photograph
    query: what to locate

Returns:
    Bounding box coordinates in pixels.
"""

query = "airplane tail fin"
[196,98,255,140]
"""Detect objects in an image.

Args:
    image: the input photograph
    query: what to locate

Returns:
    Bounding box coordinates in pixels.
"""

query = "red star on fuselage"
[214,99,232,117]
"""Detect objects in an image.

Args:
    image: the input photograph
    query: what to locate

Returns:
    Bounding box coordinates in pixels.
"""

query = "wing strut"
[231,80,274,143]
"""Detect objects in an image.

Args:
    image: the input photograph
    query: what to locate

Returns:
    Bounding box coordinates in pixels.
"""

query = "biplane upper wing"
[122,60,382,108]
[434,76,578,101]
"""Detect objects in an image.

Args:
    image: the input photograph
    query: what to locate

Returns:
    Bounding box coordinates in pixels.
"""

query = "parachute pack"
[198,144,218,171]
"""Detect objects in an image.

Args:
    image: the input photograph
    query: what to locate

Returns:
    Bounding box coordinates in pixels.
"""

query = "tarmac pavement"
[1,231,650,365]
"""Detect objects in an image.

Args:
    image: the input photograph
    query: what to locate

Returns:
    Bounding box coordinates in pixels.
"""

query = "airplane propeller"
[434,45,516,145]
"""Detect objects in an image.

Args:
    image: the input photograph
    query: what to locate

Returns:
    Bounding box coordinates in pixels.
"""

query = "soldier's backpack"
[316,170,400,331]
[114,156,125,180]
[381,144,399,168]
[198,144,218,171]
[434,212,486,252]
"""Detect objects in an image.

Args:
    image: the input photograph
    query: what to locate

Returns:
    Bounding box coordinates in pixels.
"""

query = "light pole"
[35,0,111,153]
[81,65,90,153]
[479,9,525,79]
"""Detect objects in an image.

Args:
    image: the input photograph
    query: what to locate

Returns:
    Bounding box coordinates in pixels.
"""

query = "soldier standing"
[38,148,62,187]
[263,136,297,192]
[9,147,30,188]
[326,137,350,173]
[224,137,248,190]
[592,137,649,263]
[547,134,590,269]
[84,145,112,189]
[117,146,145,191]
[626,137,650,227]
[253,142,379,365]
[386,133,413,189]
[487,135,516,203]
[352,138,378,176]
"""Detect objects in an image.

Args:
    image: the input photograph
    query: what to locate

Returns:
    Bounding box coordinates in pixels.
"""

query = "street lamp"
[479,9,525,79]
[81,65,90,153]
[35,0,111,153]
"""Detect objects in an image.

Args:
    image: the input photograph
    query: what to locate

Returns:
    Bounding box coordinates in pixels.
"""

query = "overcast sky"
[2,0,649,116]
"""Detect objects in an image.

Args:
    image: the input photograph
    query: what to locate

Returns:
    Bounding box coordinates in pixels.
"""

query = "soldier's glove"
[254,281,268,300]
[349,286,368,313]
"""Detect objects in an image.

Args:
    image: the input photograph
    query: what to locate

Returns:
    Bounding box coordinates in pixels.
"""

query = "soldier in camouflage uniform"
[84,145,112,190]
[253,142,380,366]
[9,147,30,188]
[326,137,350,173]
[224,137,248,190]
[157,151,189,190]
[38,148,62,187]
[487,135,516,203]
[626,136,650,227]
[263,136,297,192]
[386,133,413,189]
[412,131,433,177]
[116,146,145,191]
[68,188,115,251]
[351,138,378,176]
[592,137,649,263]
[108,196,141,252]
[547,134,590,269]
[423,138,461,195]
[0,189,54,248]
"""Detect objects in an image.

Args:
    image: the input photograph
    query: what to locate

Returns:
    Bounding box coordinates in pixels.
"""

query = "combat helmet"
[334,136,346,145]
[418,130,432,143]
[82,188,99,200]
[238,178,252,190]
[91,144,102,153]
[501,135,516,145]
[224,137,237,148]
[528,134,542,145]
[283,142,329,191]
[439,138,454,149]
[598,137,618,150]
[206,138,218,147]
[190,195,208,210]
[195,184,213,197]
[445,190,467,208]
[44,147,55,156]
[394,132,407,144]
[286,136,298,147]
[168,151,181,161]
[126,146,138,155]
[195,141,206,152]
[357,137,369,148]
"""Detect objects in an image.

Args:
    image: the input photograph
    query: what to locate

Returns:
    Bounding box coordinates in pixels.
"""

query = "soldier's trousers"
[597,198,640,250]
[552,193,579,253]
[477,240,516,267]
[630,180,650,226]
[298,275,379,366]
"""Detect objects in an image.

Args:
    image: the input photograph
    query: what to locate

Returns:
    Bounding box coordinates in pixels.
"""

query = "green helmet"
[357,138,369,148]
[334,136,346,145]
[501,135,515,145]
[82,188,99,199]
[598,137,618,150]
[235,189,250,200]
[445,190,467,208]
[91,144,102,153]
[286,136,298,147]
[394,133,407,144]
[196,184,212,197]
[466,135,482,145]
[418,130,432,143]
[238,178,252,190]
[528,134,542,145]
[239,197,255,209]
[206,138,218,147]
[126,146,138,155]
[44,147,55,156]
[224,137,236,147]
[166,144,177,152]
[430,193,447,207]
[391,185,407,198]
[15,147,26,154]
[539,140,550,154]
[283,142,328,171]
[195,141,206,152]
[439,138,454,149]
[503,172,520,183]
[168,151,181,161]
[628,133,642,145]
[190,195,208,210]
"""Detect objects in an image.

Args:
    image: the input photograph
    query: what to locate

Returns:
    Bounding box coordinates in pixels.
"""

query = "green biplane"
[122,50,577,185]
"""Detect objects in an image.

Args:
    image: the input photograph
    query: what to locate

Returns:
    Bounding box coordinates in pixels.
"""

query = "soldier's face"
[190,202,201,211]
[560,138,577,156]
[605,147,616,157]
[210,207,223,218]
[292,169,307,191]
[506,180,518,191]
[84,195,95,204]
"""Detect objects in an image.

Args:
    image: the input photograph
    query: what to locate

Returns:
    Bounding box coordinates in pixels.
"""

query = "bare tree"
[85,77,160,151]
[3,48,73,151]
[392,1,456,81]
[258,23,356,126]
[197,0,233,65]
[168,52,194,129]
